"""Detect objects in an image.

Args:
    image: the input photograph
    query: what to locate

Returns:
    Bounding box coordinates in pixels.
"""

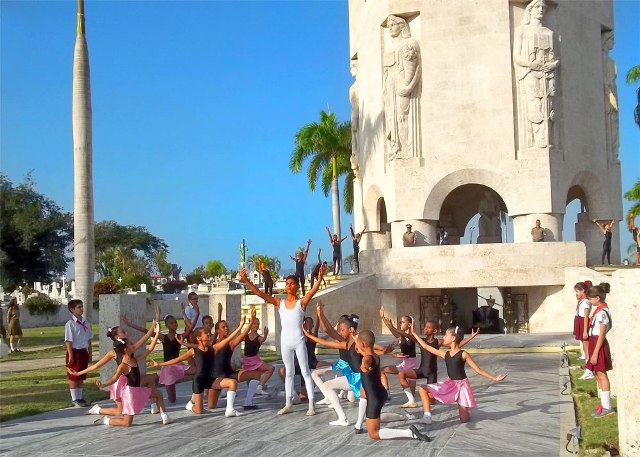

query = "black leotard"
[416,337,440,382]
[332,242,341,260]
[306,338,318,368]
[244,335,261,357]
[295,260,305,277]
[163,333,182,361]
[347,342,361,373]
[399,338,416,358]
[444,350,467,380]
[212,345,236,379]
[193,346,215,394]
[124,363,141,387]
[360,353,388,419]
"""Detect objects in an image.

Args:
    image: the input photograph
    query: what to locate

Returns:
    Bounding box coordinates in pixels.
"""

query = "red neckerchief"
[589,303,609,329]
[74,315,88,332]
[575,297,583,313]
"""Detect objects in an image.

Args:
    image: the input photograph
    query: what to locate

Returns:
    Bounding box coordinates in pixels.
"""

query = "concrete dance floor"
[0,335,574,457]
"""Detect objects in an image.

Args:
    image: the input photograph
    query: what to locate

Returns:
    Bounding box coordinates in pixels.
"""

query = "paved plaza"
[0,334,574,457]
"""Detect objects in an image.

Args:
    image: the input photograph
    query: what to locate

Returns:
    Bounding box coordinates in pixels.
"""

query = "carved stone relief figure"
[478,191,502,239]
[602,32,619,164]
[349,59,360,177]
[383,15,422,161]
[513,0,559,150]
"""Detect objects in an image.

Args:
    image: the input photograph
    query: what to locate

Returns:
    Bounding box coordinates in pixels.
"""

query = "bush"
[93,279,119,308]
[162,279,188,294]
[24,294,59,316]
[186,273,203,284]
[118,275,155,293]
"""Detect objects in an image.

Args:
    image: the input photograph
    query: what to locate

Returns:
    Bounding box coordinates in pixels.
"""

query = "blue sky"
[1,1,639,277]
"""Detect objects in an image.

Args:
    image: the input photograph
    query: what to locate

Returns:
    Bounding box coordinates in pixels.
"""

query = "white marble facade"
[348,0,622,266]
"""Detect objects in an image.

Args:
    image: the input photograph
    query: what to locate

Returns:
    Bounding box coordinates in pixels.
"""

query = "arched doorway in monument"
[377,197,389,232]
[563,185,588,242]
[438,184,511,245]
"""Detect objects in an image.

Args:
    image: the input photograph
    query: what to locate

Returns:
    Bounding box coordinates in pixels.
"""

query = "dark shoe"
[409,425,431,442]
[354,427,365,434]
[77,399,90,407]
[71,400,83,408]
[243,405,259,411]
[93,416,105,425]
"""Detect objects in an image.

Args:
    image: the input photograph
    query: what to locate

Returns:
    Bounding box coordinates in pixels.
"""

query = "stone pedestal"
[208,293,242,329]
[608,269,640,457]
[512,213,564,242]
[99,294,150,384]
[575,212,603,265]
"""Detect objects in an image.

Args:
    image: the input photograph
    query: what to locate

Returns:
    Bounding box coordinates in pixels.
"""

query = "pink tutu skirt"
[242,355,264,372]
[109,375,128,402]
[395,356,418,372]
[121,385,152,416]
[159,363,190,386]
[426,377,476,408]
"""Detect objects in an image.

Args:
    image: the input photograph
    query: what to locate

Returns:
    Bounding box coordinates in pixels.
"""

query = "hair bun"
[600,282,611,294]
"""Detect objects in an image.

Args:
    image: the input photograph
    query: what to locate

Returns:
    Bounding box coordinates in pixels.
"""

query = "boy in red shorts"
[65,299,93,407]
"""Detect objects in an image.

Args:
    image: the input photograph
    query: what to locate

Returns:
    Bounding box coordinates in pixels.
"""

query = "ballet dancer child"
[240,265,325,415]
[378,307,417,394]
[573,280,594,379]
[414,325,507,424]
[585,283,615,418]
[356,330,430,442]
[65,299,93,407]
[243,316,275,398]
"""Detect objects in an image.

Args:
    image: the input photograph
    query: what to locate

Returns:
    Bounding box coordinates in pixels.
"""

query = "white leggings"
[322,375,351,421]
[282,339,314,406]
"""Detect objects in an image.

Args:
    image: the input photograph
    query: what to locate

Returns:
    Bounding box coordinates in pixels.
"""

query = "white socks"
[601,391,612,410]
[103,417,111,426]
[225,391,237,416]
[185,400,194,412]
[597,387,602,399]
[379,428,413,439]
[403,388,416,404]
[244,380,260,406]
[355,399,367,429]
[70,388,83,401]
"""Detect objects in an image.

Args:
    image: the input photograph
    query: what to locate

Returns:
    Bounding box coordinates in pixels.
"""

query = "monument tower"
[343,0,622,332]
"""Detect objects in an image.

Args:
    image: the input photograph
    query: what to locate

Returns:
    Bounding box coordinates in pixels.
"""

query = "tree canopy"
[0,173,73,289]
[206,260,226,277]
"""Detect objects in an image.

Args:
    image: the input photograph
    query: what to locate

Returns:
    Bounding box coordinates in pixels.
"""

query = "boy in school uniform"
[65,299,93,407]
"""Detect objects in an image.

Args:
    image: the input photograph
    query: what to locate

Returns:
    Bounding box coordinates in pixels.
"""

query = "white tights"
[282,340,314,407]
[321,376,351,421]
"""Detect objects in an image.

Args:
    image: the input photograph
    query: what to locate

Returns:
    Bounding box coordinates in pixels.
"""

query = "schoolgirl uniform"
[416,337,441,383]
[395,337,418,372]
[585,304,613,373]
[573,297,591,341]
[424,350,476,409]
[158,333,190,386]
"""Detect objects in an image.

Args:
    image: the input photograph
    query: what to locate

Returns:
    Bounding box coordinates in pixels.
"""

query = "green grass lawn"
[0,366,109,422]
[567,350,619,456]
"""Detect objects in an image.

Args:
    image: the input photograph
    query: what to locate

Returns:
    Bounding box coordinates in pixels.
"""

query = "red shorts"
[66,348,90,381]
[585,336,612,373]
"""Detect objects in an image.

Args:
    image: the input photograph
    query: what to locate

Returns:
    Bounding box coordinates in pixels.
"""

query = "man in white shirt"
[184,292,202,330]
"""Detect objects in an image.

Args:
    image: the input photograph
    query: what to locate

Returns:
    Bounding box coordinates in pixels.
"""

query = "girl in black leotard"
[378,309,417,392]
[592,219,615,265]
[92,322,169,427]
[290,240,311,295]
[242,317,275,399]
[413,326,507,424]
[151,314,249,416]
[355,330,430,442]
[326,226,348,275]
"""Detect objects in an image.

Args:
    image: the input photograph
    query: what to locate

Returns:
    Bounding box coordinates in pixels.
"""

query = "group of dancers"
[66,262,509,441]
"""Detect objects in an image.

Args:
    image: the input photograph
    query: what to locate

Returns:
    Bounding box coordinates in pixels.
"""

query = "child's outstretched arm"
[131,320,159,352]
[316,302,343,341]
[67,350,116,377]
[149,348,194,368]
[230,308,256,350]
[459,328,479,348]
[463,352,507,382]
[410,323,446,359]
[240,268,280,306]
[96,362,126,388]
[213,314,248,351]
[380,306,410,339]
[139,322,161,360]
[301,263,326,310]
[303,325,347,350]
[121,314,148,334]
[360,354,374,374]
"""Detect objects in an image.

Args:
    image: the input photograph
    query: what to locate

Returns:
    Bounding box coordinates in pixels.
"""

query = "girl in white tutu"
[94,322,170,426]
[412,325,507,424]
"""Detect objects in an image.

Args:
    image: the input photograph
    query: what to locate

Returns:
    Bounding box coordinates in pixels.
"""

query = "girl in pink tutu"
[378,308,417,393]
[95,322,170,426]
[412,325,507,424]
[68,322,159,417]
[585,282,614,418]
[242,317,275,399]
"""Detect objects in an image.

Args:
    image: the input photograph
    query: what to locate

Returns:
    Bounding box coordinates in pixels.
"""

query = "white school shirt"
[588,308,611,337]
[576,298,590,317]
[64,315,93,349]
[184,304,202,329]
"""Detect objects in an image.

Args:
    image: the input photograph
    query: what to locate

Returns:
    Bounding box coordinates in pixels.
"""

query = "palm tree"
[290,110,353,245]
[627,64,640,128]
[72,0,94,319]
[625,178,640,220]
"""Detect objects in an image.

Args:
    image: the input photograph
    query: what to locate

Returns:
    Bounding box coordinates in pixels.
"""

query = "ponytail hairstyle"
[587,282,611,302]
[446,326,465,344]
[349,314,360,331]
[574,280,593,293]
[107,326,126,356]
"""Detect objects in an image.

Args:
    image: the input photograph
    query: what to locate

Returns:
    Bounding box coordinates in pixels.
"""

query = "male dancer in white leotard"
[240,264,326,415]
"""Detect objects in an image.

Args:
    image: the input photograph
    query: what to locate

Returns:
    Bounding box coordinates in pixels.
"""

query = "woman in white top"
[240,264,326,416]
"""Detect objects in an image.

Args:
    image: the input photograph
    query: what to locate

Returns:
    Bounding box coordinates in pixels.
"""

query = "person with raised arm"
[592,219,615,265]
[289,239,312,295]
[326,226,348,275]
[240,263,325,416]
[350,224,366,273]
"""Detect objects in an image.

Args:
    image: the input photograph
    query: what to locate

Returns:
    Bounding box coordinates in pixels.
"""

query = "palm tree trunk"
[331,154,342,273]
[72,0,95,319]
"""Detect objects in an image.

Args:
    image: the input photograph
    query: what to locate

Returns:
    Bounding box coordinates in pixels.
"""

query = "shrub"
[93,279,119,308]
[118,275,155,293]
[186,273,203,285]
[24,294,59,316]
[162,279,188,294]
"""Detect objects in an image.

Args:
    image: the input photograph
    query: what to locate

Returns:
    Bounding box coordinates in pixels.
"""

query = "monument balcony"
[359,241,586,290]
